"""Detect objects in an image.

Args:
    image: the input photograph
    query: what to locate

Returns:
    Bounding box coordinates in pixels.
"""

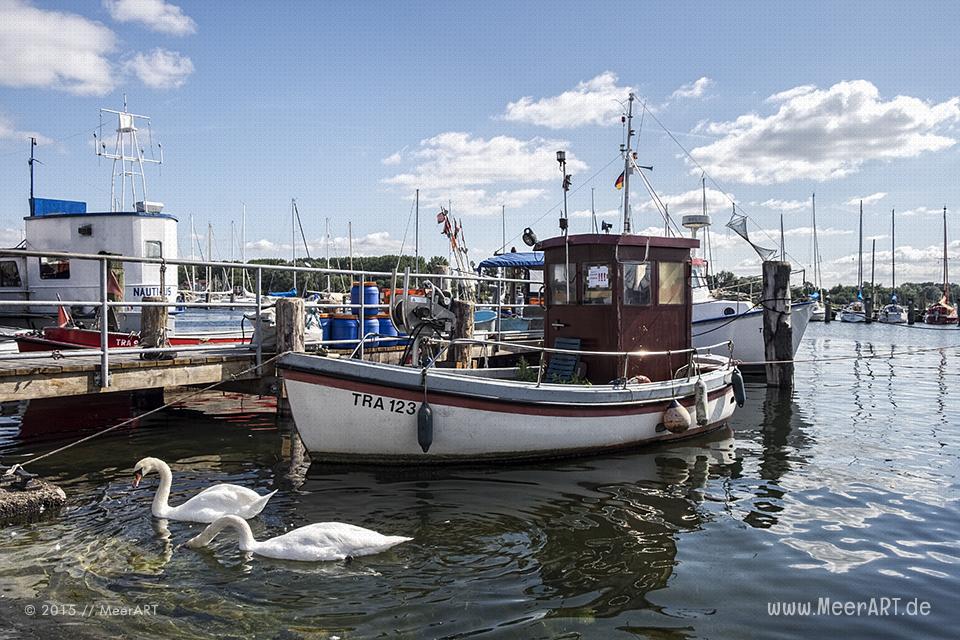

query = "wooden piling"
[908,299,916,325]
[275,298,305,354]
[824,297,832,324]
[762,261,794,389]
[447,299,475,368]
[139,296,170,359]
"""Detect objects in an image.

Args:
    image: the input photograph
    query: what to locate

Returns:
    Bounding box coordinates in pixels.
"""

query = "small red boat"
[923,298,958,325]
[15,325,250,353]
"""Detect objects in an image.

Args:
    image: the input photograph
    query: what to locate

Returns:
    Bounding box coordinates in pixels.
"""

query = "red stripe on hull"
[281,367,730,418]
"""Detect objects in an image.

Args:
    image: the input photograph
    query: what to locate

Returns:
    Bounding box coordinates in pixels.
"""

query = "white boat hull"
[691,301,813,369]
[840,311,866,323]
[280,354,738,463]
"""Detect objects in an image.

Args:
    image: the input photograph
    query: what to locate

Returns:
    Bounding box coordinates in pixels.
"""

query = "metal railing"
[0,247,540,389]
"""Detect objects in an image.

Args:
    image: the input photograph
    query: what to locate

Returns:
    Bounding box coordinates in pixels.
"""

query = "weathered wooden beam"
[447,299,475,368]
[275,298,305,354]
[762,261,794,389]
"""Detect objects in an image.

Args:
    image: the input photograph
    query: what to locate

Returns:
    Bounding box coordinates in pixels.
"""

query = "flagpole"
[621,93,635,234]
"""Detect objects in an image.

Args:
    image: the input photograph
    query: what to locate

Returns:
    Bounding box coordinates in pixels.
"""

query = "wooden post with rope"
[139,296,171,360]
[762,261,794,389]
[447,299,475,368]
[275,298,305,418]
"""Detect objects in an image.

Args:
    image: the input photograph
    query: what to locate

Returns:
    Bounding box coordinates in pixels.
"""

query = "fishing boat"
[14,323,250,353]
[878,208,906,324]
[924,206,957,325]
[278,231,743,463]
[841,201,868,323]
[0,104,178,333]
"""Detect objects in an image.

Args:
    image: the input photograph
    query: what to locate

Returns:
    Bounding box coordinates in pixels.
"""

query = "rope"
[738,342,960,366]
[9,352,286,470]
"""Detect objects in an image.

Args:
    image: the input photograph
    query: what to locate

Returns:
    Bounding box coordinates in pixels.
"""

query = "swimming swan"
[133,457,276,523]
[185,515,412,561]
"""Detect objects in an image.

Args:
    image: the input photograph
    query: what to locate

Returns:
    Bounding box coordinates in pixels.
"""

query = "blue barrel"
[377,313,398,346]
[350,281,380,316]
[331,314,359,347]
[318,314,331,342]
[362,316,379,343]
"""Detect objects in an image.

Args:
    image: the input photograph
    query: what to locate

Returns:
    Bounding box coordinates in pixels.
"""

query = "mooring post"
[824,295,832,324]
[864,297,873,324]
[275,297,305,354]
[762,260,794,389]
[448,298,475,368]
[139,296,169,355]
[908,299,915,325]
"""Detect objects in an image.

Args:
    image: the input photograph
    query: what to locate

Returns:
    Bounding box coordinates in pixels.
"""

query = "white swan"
[185,515,412,562]
[133,457,276,523]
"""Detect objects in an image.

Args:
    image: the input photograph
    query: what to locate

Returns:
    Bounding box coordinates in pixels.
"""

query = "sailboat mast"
[325,217,331,292]
[621,93,635,234]
[943,206,949,300]
[858,201,863,290]
[891,208,896,292]
[414,188,420,268]
[291,199,297,292]
[206,222,212,294]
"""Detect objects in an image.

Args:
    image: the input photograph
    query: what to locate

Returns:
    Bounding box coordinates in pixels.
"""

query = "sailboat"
[923,206,957,325]
[808,193,826,322]
[840,201,867,322]
[878,208,906,323]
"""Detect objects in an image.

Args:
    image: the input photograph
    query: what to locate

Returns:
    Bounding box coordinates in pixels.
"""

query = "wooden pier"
[0,350,262,403]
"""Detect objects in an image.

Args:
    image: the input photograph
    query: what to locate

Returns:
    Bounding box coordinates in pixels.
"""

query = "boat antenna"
[621,93,635,234]
[591,187,598,233]
[557,149,571,302]
[28,136,42,216]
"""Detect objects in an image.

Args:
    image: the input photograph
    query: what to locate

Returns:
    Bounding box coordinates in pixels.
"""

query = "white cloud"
[636,187,733,216]
[844,192,887,206]
[0,112,52,145]
[103,0,196,36]
[122,48,194,89]
[826,240,960,284]
[571,207,619,219]
[381,151,402,165]
[384,132,584,216]
[690,80,960,184]
[247,231,403,258]
[0,226,24,245]
[0,0,117,95]
[501,72,635,129]
[671,77,713,100]
[901,206,943,217]
[753,198,809,212]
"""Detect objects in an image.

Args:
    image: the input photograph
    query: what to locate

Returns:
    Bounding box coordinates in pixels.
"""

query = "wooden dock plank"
[0,351,259,402]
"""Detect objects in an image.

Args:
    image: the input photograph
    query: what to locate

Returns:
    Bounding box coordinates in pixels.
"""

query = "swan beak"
[133,470,142,488]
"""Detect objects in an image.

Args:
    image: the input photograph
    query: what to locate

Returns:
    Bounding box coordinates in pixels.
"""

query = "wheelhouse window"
[583,263,612,305]
[144,240,163,259]
[658,261,685,305]
[0,260,22,287]
[39,256,70,280]
[548,263,578,305]
[623,261,651,305]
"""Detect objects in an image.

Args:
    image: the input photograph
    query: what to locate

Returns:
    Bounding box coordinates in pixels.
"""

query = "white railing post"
[99,257,110,388]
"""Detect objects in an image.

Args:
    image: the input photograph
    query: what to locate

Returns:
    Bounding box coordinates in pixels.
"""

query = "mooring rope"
[5,352,286,471]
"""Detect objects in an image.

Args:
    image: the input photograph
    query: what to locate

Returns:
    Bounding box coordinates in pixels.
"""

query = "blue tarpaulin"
[31,198,87,216]
[476,252,543,271]
[268,288,298,297]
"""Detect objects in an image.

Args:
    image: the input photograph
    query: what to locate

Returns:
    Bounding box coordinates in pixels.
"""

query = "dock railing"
[0,248,540,389]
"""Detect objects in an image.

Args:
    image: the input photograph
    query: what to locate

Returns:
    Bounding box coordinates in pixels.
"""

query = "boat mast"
[891,208,896,294]
[325,217,331,292]
[190,214,196,291]
[207,222,213,294]
[943,205,949,301]
[591,187,598,233]
[415,188,420,268]
[870,238,876,308]
[28,137,38,216]
[94,99,162,212]
[812,193,822,298]
[858,200,863,294]
[621,93,635,234]
[291,199,297,293]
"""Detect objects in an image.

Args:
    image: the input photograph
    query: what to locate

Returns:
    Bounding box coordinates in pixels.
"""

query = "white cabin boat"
[0,106,177,332]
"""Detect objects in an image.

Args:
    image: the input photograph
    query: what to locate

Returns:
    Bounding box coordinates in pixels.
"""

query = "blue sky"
[2,0,960,286]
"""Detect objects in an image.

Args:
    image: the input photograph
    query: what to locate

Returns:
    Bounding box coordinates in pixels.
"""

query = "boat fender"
[732,368,746,407]
[694,379,709,426]
[662,399,690,434]
[417,402,433,453]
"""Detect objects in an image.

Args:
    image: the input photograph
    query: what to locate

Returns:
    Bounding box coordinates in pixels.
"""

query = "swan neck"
[198,516,257,551]
[152,461,173,517]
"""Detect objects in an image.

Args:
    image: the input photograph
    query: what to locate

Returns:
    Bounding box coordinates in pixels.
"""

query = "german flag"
[614,171,625,190]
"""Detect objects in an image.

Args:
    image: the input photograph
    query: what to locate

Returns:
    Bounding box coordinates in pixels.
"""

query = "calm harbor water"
[0,322,958,638]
